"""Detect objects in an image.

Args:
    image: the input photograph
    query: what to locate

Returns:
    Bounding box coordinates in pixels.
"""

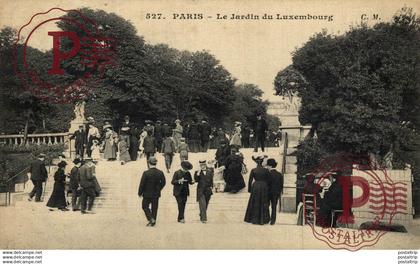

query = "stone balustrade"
[0,133,69,145]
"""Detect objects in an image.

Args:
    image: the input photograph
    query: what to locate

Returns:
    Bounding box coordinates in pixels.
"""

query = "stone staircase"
[11,147,286,222]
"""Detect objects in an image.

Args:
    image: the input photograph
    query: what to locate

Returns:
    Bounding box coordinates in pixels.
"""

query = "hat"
[57,160,67,168]
[181,161,193,170]
[103,124,112,130]
[199,160,206,165]
[38,153,46,158]
[148,156,158,165]
[124,115,130,120]
[145,120,153,124]
[234,121,242,126]
[84,157,93,161]
[73,158,82,165]
[180,137,186,142]
[78,125,84,128]
[156,120,162,124]
[87,116,95,123]
[252,155,265,163]
[266,158,278,168]
[175,119,181,123]
[121,126,130,131]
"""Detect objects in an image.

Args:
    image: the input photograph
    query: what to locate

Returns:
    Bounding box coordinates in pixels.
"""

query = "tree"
[0,27,73,135]
[224,83,280,130]
[274,7,420,161]
[1,8,273,134]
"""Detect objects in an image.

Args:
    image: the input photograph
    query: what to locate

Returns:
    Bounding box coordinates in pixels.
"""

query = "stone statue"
[280,93,300,113]
[74,101,86,121]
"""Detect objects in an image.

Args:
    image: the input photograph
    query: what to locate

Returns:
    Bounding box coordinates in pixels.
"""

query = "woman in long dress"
[103,125,117,160]
[172,119,183,151]
[230,124,242,149]
[47,161,69,211]
[118,134,131,165]
[224,147,246,193]
[244,156,270,225]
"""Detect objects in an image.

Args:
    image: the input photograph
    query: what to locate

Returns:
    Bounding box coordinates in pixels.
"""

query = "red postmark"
[13,7,118,104]
[304,153,408,251]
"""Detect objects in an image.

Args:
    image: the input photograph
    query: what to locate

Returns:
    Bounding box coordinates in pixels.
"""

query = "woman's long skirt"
[244,181,270,225]
[46,181,67,209]
[224,165,245,193]
[104,141,117,160]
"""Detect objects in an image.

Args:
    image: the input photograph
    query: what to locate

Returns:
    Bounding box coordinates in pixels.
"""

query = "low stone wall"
[352,168,413,227]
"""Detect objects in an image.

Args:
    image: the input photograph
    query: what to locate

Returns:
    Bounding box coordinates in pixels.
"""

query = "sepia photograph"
[0,0,419,261]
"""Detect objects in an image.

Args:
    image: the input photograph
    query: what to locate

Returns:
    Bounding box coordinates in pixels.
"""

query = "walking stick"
[41,178,48,202]
[278,194,282,212]
[41,165,50,202]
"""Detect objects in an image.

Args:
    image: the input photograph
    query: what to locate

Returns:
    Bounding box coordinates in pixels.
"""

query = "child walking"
[91,139,101,161]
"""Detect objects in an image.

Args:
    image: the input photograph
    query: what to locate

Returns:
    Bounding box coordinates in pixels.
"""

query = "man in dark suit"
[171,161,193,223]
[69,158,82,211]
[161,122,172,138]
[200,120,211,152]
[138,157,166,227]
[318,172,344,227]
[194,160,214,223]
[241,125,251,148]
[266,158,284,225]
[143,131,157,168]
[78,157,96,214]
[154,120,163,153]
[70,125,86,159]
[254,114,268,152]
[28,153,48,202]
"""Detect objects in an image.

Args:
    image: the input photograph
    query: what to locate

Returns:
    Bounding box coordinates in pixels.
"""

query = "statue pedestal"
[69,120,86,134]
[66,101,86,159]
[269,96,312,213]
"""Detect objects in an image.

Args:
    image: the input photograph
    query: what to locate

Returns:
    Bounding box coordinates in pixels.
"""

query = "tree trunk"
[23,113,29,145]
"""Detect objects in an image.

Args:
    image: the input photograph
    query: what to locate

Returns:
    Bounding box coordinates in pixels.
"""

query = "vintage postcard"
[0,0,419,257]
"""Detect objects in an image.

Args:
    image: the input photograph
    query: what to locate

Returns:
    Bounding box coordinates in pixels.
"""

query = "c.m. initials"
[361,13,380,21]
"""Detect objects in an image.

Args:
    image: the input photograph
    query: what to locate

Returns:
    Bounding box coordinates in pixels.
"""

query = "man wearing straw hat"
[171,161,194,223]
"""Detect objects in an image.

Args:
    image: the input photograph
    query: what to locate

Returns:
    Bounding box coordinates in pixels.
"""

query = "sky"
[1,0,418,100]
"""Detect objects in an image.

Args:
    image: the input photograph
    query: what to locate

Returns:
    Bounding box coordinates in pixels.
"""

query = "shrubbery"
[0,144,66,185]
[295,138,328,179]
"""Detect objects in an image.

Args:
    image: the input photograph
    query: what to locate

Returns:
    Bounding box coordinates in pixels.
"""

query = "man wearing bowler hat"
[171,161,194,223]
[70,125,86,159]
[69,158,82,211]
[28,153,48,202]
[194,160,214,223]
[138,156,166,227]
[266,158,283,225]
